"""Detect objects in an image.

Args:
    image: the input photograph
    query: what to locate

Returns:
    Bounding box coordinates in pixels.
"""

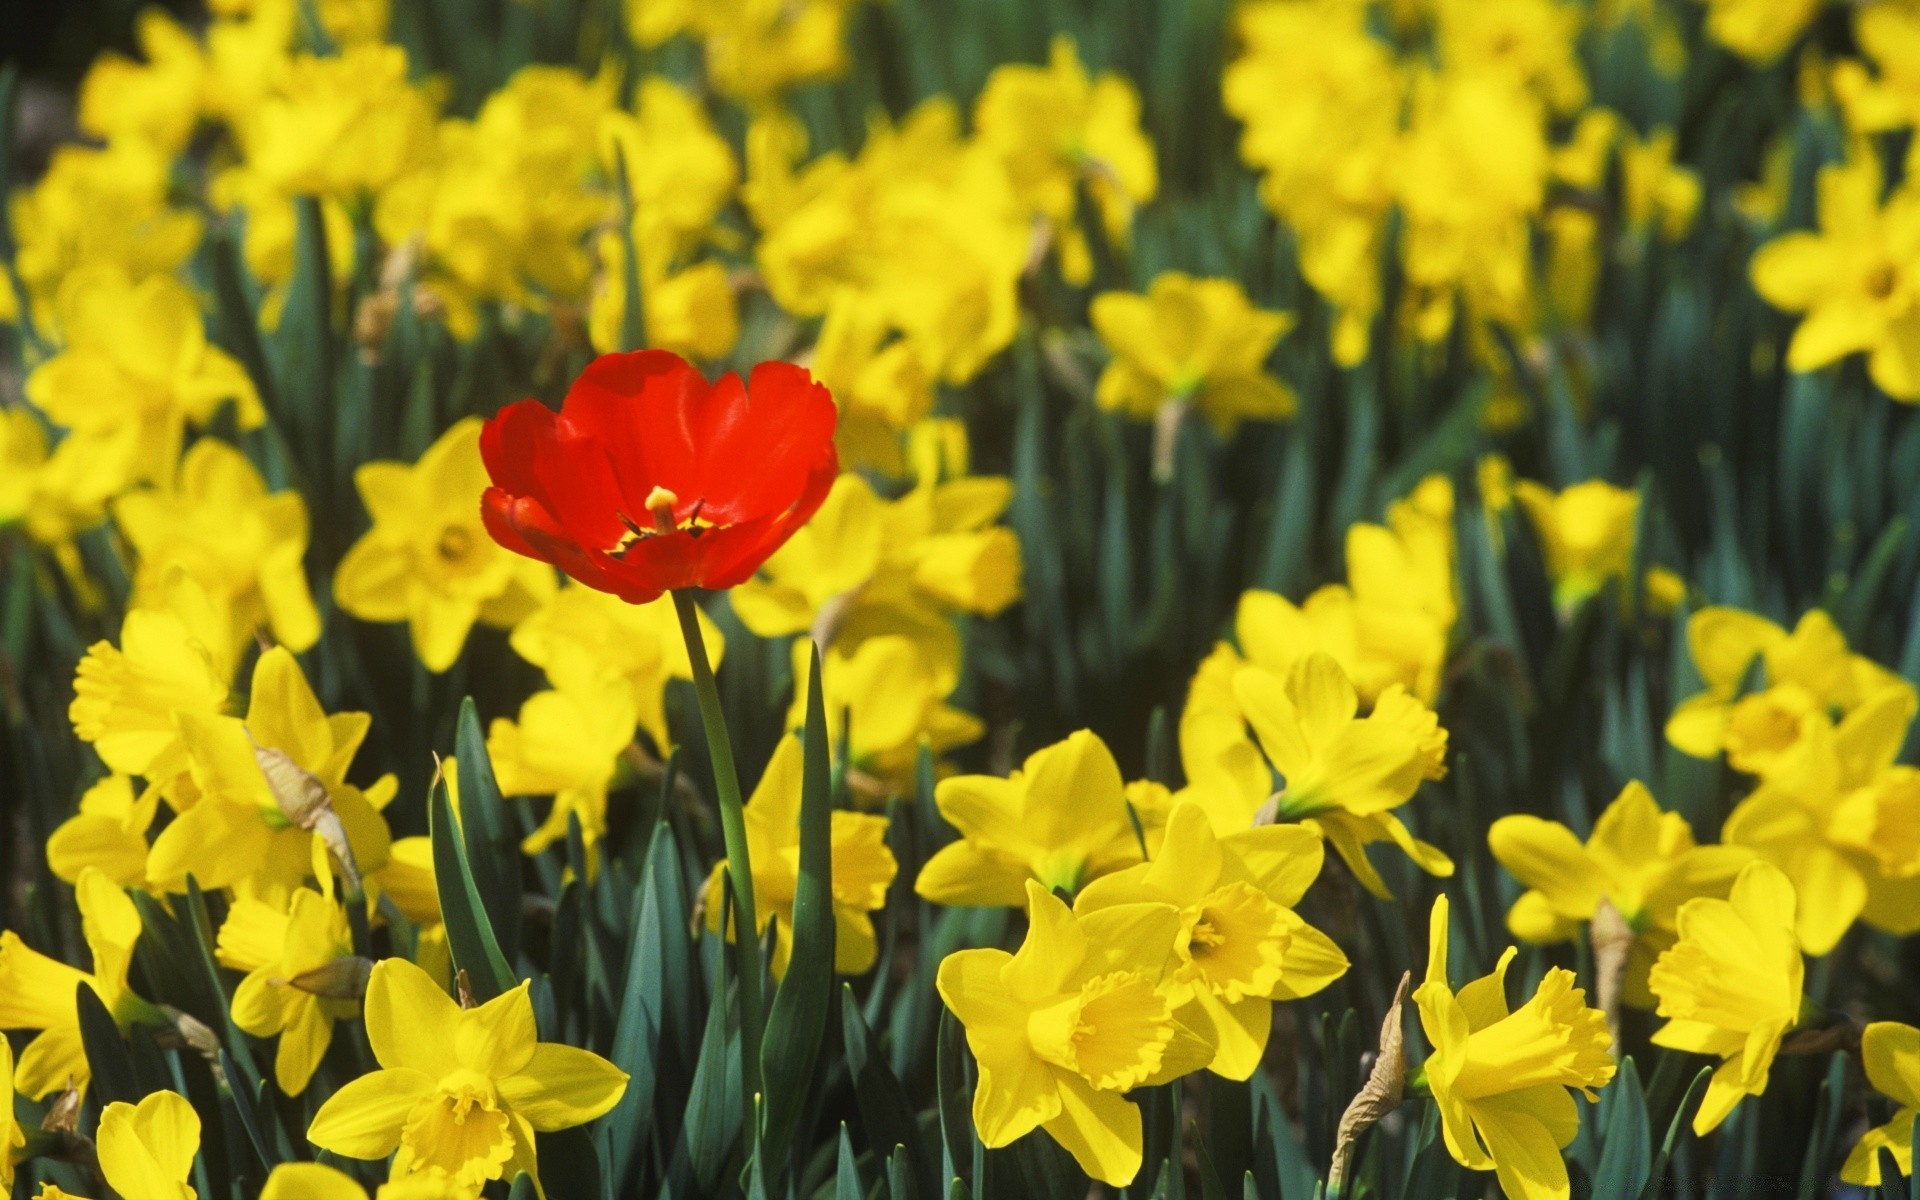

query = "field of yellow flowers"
[6,0,1920,1196]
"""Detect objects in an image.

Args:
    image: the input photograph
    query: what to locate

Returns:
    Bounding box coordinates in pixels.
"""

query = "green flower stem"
[672,589,765,1110]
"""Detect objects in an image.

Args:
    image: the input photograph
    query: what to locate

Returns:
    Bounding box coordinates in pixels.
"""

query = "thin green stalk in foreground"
[672,588,765,1110]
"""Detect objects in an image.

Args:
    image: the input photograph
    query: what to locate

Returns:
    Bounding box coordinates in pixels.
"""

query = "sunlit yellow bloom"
[307,958,627,1191]
[98,1090,200,1200]
[918,730,1143,906]
[77,8,206,154]
[703,734,897,977]
[974,36,1156,284]
[1436,0,1588,115]
[237,43,438,199]
[70,578,232,802]
[1215,653,1452,898]
[588,252,740,362]
[632,0,854,103]
[509,584,720,755]
[1076,802,1344,1079]
[1648,861,1807,1134]
[46,774,158,889]
[1489,781,1751,1006]
[1722,686,1917,953]
[335,417,556,673]
[25,269,262,495]
[1666,606,1907,776]
[1699,0,1823,64]
[6,140,202,333]
[1414,894,1615,1200]
[1091,274,1295,436]
[1834,3,1920,145]
[489,677,639,856]
[938,881,1210,1185]
[1750,153,1920,401]
[149,647,394,899]
[115,437,320,657]
[790,633,984,795]
[1842,1021,1920,1185]
[1619,128,1702,240]
[217,870,360,1095]
[0,408,116,561]
[261,1161,477,1199]
[0,868,162,1098]
[1513,479,1639,611]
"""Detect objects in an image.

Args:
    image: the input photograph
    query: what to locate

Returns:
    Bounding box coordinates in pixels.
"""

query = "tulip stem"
[672,589,765,1108]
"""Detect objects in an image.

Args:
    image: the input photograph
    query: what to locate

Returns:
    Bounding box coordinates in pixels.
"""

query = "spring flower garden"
[6,0,1920,1196]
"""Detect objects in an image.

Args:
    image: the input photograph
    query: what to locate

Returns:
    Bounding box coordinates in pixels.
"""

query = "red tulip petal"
[692,363,838,524]
[560,350,704,520]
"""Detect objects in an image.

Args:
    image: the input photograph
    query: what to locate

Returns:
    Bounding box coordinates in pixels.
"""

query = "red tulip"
[479,350,838,603]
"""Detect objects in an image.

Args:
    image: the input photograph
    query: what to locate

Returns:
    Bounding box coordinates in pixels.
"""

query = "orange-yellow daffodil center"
[1026,971,1173,1092]
[1449,971,1614,1101]
[402,1070,516,1189]
[1176,883,1290,1004]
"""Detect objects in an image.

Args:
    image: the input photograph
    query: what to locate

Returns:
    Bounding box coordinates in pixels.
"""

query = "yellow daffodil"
[307,958,628,1191]
[488,677,639,856]
[1513,479,1640,611]
[1721,687,1917,953]
[149,646,394,899]
[24,269,262,495]
[98,1090,200,1200]
[334,417,556,673]
[1619,128,1702,240]
[1699,0,1824,65]
[46,775,157,889]
[508,584,720,756]
[1648,860,1807,1134]
[1413,894,1616,1200]
[1489,781,1752,1006]
[703,734,897,977]
[1666,606,1906,776]
[730,472,888,638]
[1435,0,1588,115]
[5,140,202,333]
[937,880,1209,1185]
[0,408,116,567]
[236,44,437,199]
[69,577,232,805]
[77,7,207,154]
[114,437,319,656]
[1076,802,1346,1078]
[632,0,854,103]
[216,868,362,1095]
[1750,153,1920,401]
[790,633,984,796]
[1090,274,1297,450]
[1221,653,1453,897]
[917,729,1144,906]
[1842,1021,1920,1185]
[261,1161,476,1199]
[974,36,1156,284]
[0,868,162,1098]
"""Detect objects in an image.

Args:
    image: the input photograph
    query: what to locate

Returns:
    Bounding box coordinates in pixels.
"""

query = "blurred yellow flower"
[0,1038,16,1194]
[1750,154,1920,401]
[1488,780,1751,1005]
[703,734,897,978]
[1076,802,1345,1079]
[1842,1021,1920,1185]
[1700,0,1824,65]
[334,417,556,673]
[1648,860,1807,1134]
[1091,273,1296,446]
[1435,0,1588,115]
[789,633,984,794]
[98,1090,200,1200]
[937,881,1208,1185]
[918,729,1142,906]
[1414,894,1615,1200]
[1513,478,1640,611]
[237,44,438,198]
[77,8,207,154]
[115,437,320,657]
[974,36,1157,284]
[0,868,162,1098]
[509,584,721,756]
[307,959,627,1190]
[488,677,639,856]
[25,269,262,494]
